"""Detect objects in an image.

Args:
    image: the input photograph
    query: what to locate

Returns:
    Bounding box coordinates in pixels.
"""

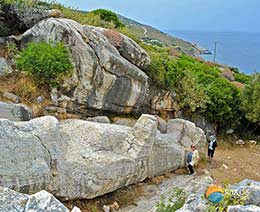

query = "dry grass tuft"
[0,72,51,117]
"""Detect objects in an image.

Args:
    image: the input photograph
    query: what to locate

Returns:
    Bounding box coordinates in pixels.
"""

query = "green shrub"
[16,42,73,87]
[147,52,242,129]
[177,75,209,113]
[229,67,251,84]
[91,9,125,28]
[156,188,186,212]
[2,0,37,7]
[241,73,260,123]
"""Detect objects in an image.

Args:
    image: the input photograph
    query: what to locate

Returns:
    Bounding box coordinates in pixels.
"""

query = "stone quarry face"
[0,115,206,200]
[19,18,150,115]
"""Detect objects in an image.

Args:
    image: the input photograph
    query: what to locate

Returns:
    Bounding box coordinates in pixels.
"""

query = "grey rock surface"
[119,175,213,212]
[227,205,260,212]
[0,57,12,75]
[175,179,260,212]
[99,28,150,70]
[0,101,32,121]
[185,112,216,138]
[156,115,167,134]
[0,1,62,37]
[86,116,111,124]
[2,91,21,103]
[36,96,45,104]
[119,176,260,212]
[112,117,137,127]
[0,187,69,212]
[0,115,206,200]
[19,18,150,115]
[231,179,260,206]
[0,2,49,36]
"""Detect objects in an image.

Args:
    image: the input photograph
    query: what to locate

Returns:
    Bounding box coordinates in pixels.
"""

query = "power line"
[213,41,217,62]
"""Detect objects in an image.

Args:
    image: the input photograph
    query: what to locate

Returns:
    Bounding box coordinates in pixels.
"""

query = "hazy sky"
[56,0,260,32]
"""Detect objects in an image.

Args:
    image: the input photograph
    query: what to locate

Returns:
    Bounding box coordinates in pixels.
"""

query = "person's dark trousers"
[188,164,194,174]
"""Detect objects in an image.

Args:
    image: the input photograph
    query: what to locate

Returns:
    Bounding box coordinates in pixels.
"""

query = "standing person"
[208,134,217,163]
[187,144,200,175]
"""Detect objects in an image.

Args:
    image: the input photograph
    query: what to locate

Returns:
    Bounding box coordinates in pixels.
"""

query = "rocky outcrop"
[184,112,216,138]
[227,205,260,212]
[0,187,69,212]
[176,179,260,212]
[2,91,21,103]
[120,177,260,212]
[100,29,150,70]
[86,116,111,124]
[0,1,62,36]
[112,117,137,127]
[119,175,213,212]
[0,57,12,75]
[18,18,150,116]
[0,101,32,121]
[0,115,206,200]
[230,179,260,206]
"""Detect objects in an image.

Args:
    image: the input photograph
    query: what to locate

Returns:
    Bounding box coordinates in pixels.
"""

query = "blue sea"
[167,30,260,74]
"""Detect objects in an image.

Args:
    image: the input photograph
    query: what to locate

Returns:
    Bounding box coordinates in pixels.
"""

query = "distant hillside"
[75,10,203,56]
[118,15,203,56]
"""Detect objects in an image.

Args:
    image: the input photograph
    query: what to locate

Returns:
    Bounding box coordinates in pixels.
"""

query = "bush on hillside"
[16,42,73,87]
[229,67,251,84]
[146,51,242,129]
[241,73,260,123]
[91,9,125,28]
[177,75,209,113]
[47,2,124,29]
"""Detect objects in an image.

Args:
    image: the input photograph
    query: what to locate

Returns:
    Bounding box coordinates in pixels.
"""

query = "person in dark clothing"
[208,135,217,163]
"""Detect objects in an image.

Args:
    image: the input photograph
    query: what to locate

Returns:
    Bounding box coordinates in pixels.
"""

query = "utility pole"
[213,41,217,62]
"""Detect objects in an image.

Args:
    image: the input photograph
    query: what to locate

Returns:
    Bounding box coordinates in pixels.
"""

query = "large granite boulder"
[18,18,150,115]
[0,101,32,121]
[0,115,206,200]
[0,187,69,212]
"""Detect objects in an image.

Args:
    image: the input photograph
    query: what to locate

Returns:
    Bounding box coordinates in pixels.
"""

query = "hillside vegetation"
[118,15,203,56]
[1,0,258,136]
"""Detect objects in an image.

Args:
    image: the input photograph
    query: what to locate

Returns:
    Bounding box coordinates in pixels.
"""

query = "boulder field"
[0,114,206,200]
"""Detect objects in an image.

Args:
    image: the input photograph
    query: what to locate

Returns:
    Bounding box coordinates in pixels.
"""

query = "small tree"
[91,9,125,28]
[177,75,209,113]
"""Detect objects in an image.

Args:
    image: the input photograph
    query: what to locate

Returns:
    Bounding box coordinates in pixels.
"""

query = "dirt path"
[201,144,260,184]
